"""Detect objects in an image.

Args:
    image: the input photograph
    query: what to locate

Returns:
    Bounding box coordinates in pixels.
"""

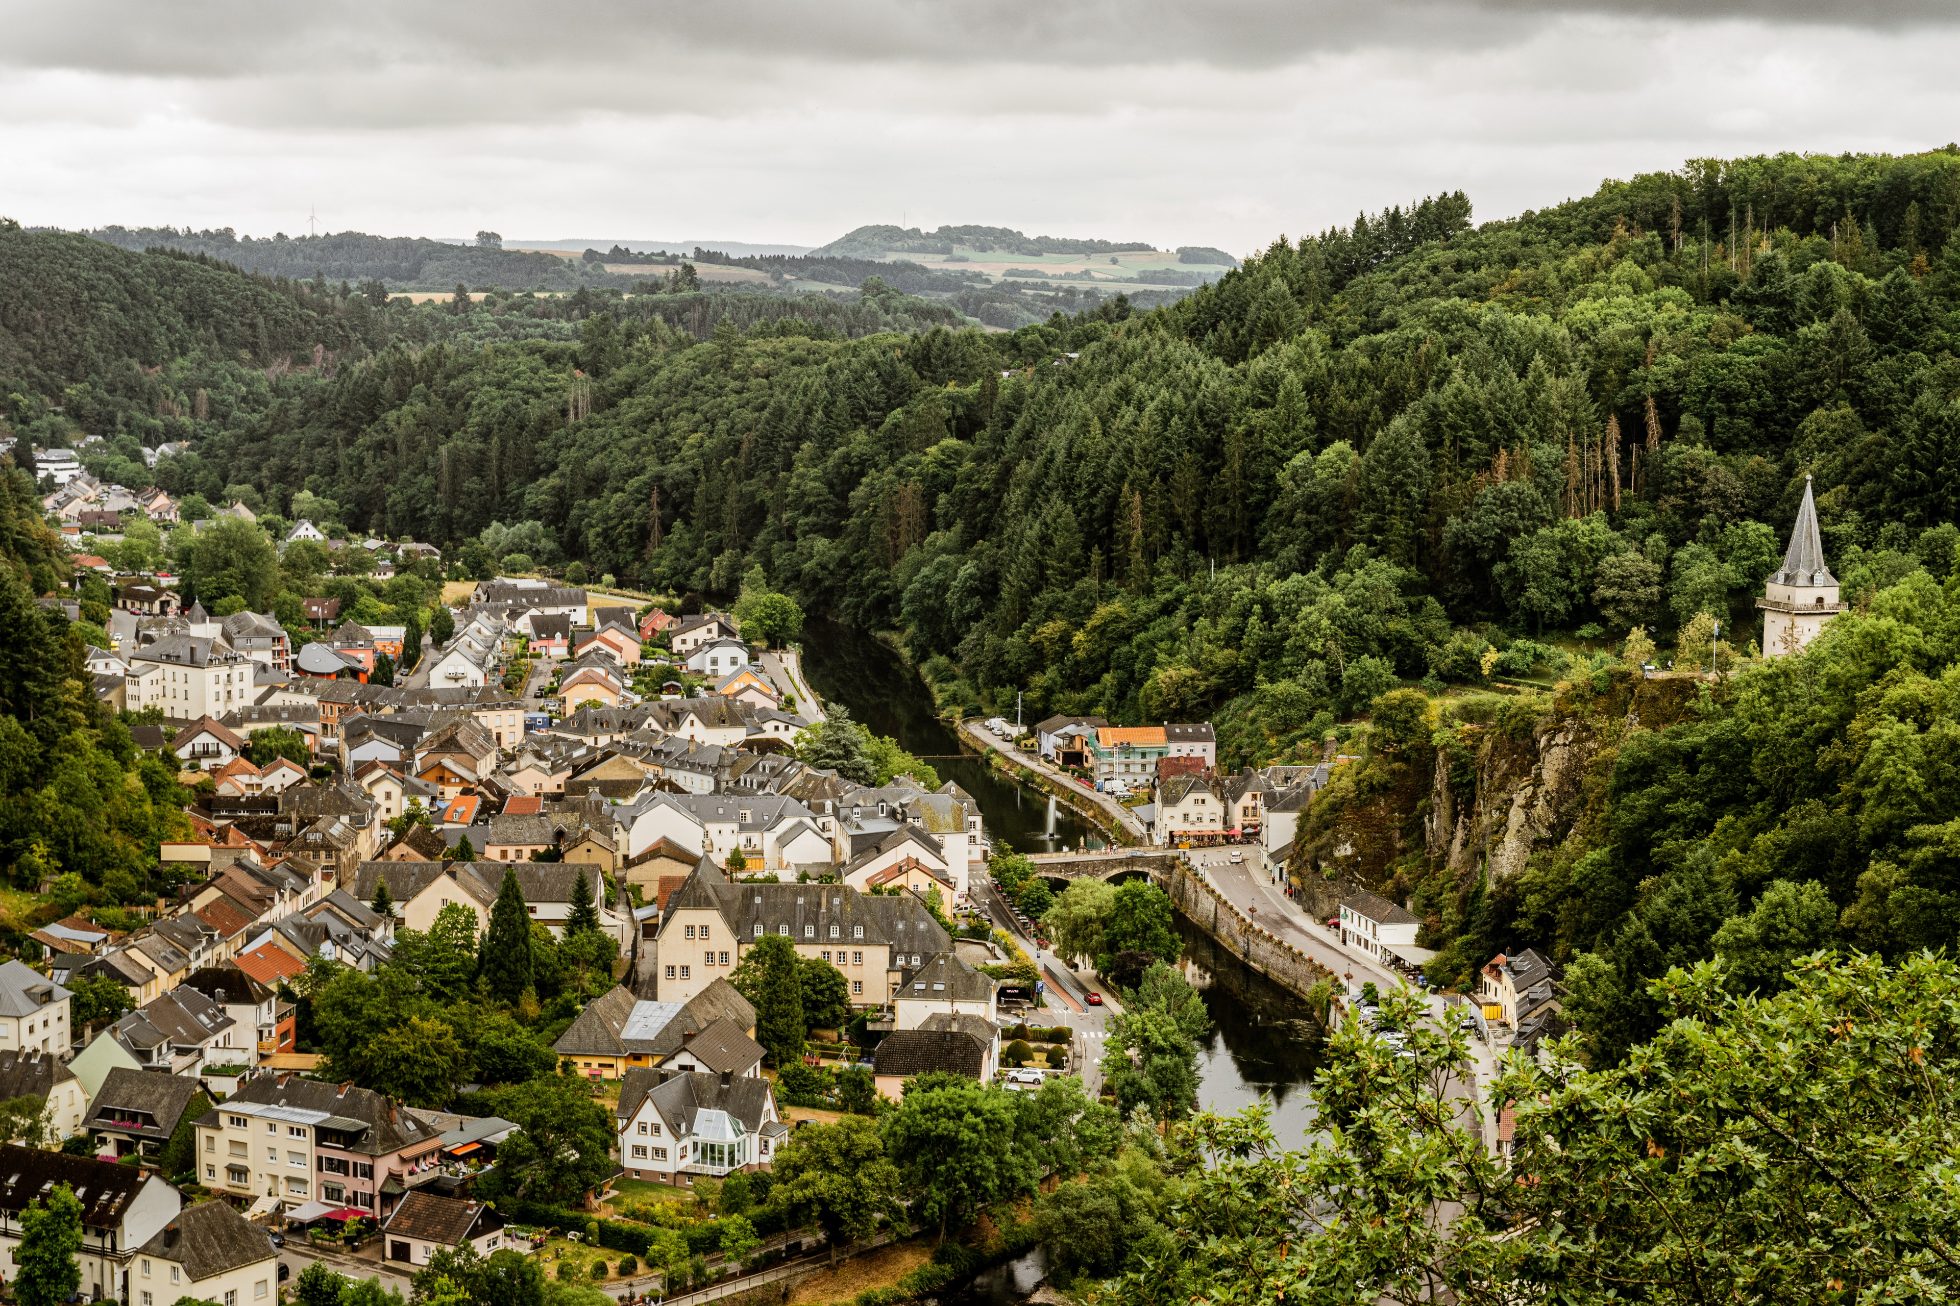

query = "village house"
[0,1049,86,1140]
[872,1016,997,1101]
[132,1199,279,1306]
[171,716,248,772]
[0,961,71,1058]
[0,1147,182,1303]
[85,1067,205,1161]
[656,861,950,1008]
[1338,891,1424,970]
[669,612,738,656]
[194,1072,445,1217]
[683,638,751,679]
[381,1191,506,1267]
[558,659,626,715]
[1479,949,1561,1030]
[615,1068,785,1186]
[552,978,758,1080]
[125,634,256,720]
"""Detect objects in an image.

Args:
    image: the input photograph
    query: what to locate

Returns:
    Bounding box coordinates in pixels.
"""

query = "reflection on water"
[798,620,1105,853]
[1178,919,1327,1145]
[796,622,1324,1298]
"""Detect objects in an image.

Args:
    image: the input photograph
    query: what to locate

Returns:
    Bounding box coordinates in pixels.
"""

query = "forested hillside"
[16,149,1960,1059]
[82,226,610,290]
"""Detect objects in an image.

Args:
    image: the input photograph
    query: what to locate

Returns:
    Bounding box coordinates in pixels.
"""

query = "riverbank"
[956,719,1142,847]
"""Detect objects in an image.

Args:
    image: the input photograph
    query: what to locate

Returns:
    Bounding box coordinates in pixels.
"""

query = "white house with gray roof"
[0,961,71,1059]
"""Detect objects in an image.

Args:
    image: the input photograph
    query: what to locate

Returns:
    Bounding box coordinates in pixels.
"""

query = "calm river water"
[799,623,1324,1298]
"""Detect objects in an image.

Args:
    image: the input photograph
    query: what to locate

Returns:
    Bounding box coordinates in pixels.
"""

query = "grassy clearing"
[786,1242,933,1304]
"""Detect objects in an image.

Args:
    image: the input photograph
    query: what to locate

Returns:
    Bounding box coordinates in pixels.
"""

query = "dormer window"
[777,925,789,936]
[752,924,762,939]
[853,925,864,939]
[829,925,840,940]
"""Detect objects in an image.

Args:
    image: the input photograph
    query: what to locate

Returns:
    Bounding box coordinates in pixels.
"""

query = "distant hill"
[812,224,1158,259]
[79,227,608,291]
[509,238,814,259]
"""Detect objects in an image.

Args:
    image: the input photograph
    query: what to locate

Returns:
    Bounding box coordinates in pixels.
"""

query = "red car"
[1075,776,1093,788]
[1086,991,1103,1006]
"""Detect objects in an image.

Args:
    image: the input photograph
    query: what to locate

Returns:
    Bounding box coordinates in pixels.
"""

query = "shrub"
[586,1219,600,1243]
[590,1260,608,1281]
[1004,1039,1032,1067]
[617,1255,637,1276]
[557,1261,578,1282]
[1045,1025,1072,1043]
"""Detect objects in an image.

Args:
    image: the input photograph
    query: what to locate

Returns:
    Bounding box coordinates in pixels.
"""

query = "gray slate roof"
[135,1198,274,1278]
[1769,475,1836,587]
[88,1068,204,1140]
[0,960,68,1018]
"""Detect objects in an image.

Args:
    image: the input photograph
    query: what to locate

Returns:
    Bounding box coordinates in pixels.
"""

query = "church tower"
[1757,475,1843,657]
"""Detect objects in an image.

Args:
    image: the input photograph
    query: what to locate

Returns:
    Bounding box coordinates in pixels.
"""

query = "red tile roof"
[234,941,306,986]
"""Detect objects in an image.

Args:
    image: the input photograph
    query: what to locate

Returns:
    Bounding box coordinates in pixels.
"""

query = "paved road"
[1195,849,1501,1151]
[979,873,1113,1094]
[958,721,1146,842]
[757,647,823,724]
[280,1242,414,1294]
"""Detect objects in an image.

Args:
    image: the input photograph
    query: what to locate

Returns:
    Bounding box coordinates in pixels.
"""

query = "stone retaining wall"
[1159,858,1335,1003]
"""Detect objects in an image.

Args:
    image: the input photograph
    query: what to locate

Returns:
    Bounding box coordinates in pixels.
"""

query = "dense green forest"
[64,223,1186,329]
[14,149,1960,1066]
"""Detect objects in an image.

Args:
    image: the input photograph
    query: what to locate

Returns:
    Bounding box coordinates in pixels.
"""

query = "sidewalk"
[762,646,824,724]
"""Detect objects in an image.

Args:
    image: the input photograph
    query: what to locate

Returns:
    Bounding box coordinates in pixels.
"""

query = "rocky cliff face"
[1301,672,1704,904]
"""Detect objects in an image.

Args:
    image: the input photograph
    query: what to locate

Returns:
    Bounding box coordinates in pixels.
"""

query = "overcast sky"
[4,1,1956,254]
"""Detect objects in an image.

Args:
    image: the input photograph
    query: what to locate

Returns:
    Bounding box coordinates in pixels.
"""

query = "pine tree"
[370,878,394,919]
[480,866,535,1003]
[452,836,476,862]
[565,866,601,937]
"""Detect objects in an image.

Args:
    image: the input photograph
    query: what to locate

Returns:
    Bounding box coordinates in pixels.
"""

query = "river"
[800,624,1326,1297]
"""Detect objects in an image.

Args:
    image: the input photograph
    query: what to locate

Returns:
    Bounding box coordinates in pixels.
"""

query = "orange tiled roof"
[235,941,307,985]
[441,793,480,824]
[503,795,544,816]
[1097,726,1167,748]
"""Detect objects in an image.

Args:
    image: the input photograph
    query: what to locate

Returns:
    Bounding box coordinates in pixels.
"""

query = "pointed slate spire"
[1769,475,1835,587]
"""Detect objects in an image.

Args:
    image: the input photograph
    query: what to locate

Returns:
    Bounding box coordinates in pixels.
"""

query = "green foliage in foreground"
[1075,953,1960,1305]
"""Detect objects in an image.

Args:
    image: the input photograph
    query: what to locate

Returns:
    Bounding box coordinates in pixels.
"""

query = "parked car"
[1086,990,1104,1006]
[1228,850,1245,864]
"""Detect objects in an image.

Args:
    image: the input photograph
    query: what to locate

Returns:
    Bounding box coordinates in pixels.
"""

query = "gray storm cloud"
[0,1,1954,250]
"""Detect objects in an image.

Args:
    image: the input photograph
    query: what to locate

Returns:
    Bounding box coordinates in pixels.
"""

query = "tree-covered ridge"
[812,223,1156,258]
[82,226,612,291]
[0,468,185,909]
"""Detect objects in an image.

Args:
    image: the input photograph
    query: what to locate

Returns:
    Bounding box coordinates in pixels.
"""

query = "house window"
[820,951,830,963]
[256,1281,269,1301]
[853,925,864,939]
[853,951,863,966]
[665,966,676,980]
[829,925,840,940]
[752,924,762,939]
[225,1291,238,1306]
[852,981,863,995]
[654,1147,668,1160]
[172,1267,182,1285]
[684,924,696,940]
[719,951,729,965]
[679,966,690,979]
[803,925,815,940]
[631,1145,647,1159]
[777,925,788,935]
